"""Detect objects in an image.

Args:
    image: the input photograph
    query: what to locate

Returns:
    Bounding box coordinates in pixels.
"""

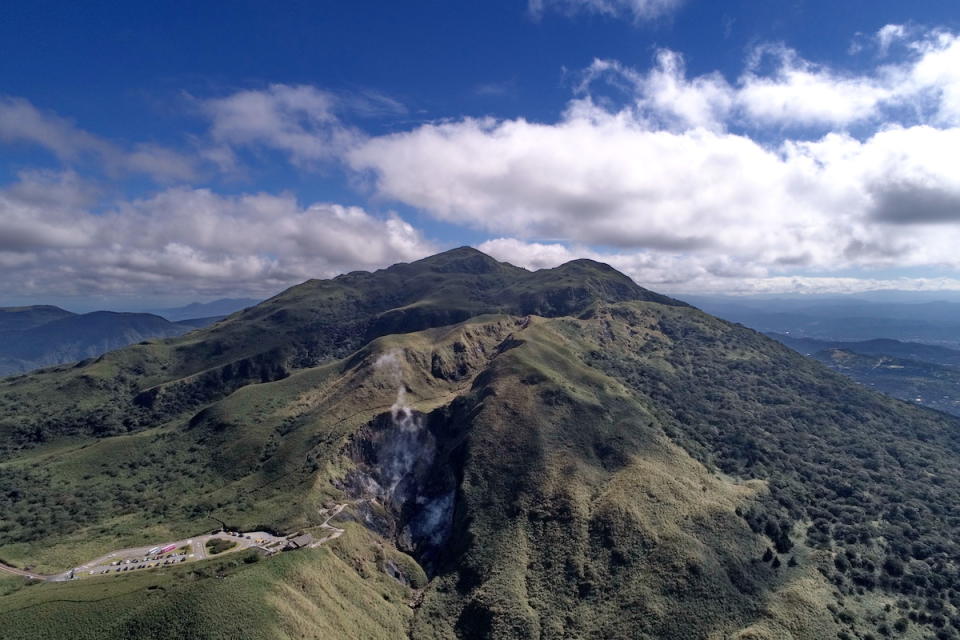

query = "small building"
[284,534,314,550]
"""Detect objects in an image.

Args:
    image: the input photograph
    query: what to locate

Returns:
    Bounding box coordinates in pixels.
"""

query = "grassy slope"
[0,539,413,640]
[411,312,843,640]
[0,248,674,449]
[4,305,846,640]
[0,315,522,570]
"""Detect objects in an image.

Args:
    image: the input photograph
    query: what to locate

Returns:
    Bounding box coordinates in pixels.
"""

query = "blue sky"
[2,0,960,309]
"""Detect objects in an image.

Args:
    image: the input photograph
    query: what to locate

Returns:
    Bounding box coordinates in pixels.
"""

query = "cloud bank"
[348,26,960,293]
[0,170,433,298]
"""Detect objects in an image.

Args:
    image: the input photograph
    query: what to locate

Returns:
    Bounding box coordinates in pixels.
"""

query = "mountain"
[2,248,960,639]
[0,305,75,332]
[0,311,217,377]
[172,315,228,329]
[150,298,261,322]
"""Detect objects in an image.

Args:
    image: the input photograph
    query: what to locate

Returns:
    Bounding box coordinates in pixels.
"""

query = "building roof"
[286,534,314,549]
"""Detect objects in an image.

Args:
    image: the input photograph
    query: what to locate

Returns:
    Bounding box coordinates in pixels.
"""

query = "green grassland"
[0,311,525,571]
[0,541,414,640]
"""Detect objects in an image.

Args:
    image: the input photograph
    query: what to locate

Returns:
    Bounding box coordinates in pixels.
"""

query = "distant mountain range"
[0,305,76,332]
[0,298,261,377]
[147,298,261,322]
[771,333,960,416]
[770,333,960,368]
[683,297,960,417]
[0,307,221,377]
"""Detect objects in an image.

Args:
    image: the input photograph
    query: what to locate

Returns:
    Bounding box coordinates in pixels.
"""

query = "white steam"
[373,349,430,495]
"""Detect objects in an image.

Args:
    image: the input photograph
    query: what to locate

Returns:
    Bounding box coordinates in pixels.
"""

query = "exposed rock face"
[344,402,463,573]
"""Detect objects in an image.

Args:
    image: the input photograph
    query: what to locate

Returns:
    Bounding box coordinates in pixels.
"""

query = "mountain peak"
[406,246,514,275]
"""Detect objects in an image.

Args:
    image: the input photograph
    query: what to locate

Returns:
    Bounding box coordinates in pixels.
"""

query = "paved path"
[0,530,286,582]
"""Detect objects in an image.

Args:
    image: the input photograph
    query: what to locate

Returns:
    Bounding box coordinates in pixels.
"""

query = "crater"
[341,400,469,574]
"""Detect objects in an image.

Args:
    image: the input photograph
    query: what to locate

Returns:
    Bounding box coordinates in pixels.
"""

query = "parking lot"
[75,530,287,579]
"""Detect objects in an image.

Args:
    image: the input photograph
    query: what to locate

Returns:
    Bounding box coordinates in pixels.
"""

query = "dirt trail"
[312,503,349,545]
[0,562,48,581]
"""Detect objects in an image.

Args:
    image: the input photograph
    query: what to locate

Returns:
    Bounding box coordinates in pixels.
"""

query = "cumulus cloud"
[348,26,960,293]
[578,55,732,131]
[572,27,960,131]
[870,182,960,225]
[351,112,960,267]
[736,45,894,127]
[734,28,960,127]
[0,171,434,297]
[200,84,371,169]
[6,27,960,299]
[529,0,684,22]
[0,97,198,182]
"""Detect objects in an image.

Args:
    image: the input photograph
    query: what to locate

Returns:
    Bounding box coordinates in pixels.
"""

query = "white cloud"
[351,110,960,274]
[529,0,684,22]
[349,27,960,294]
[0,97,198,182]
[7,27,960,299]
[732,29,960,128]
[200,84,366,168]
[579,55,732,131]
[570,29,960,131]
[736,45,893,127]
[0,171,434,297]
[877,24,909,55]
[906,31,960,125]
[0,97,107,159]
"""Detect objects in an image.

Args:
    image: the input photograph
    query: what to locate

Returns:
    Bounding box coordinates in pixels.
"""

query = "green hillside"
[2,248,960,639]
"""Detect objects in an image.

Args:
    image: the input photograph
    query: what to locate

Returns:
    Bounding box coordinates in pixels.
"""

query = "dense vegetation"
[583,303,960,638]
[2,248,960,639]
[205,538,237,555]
